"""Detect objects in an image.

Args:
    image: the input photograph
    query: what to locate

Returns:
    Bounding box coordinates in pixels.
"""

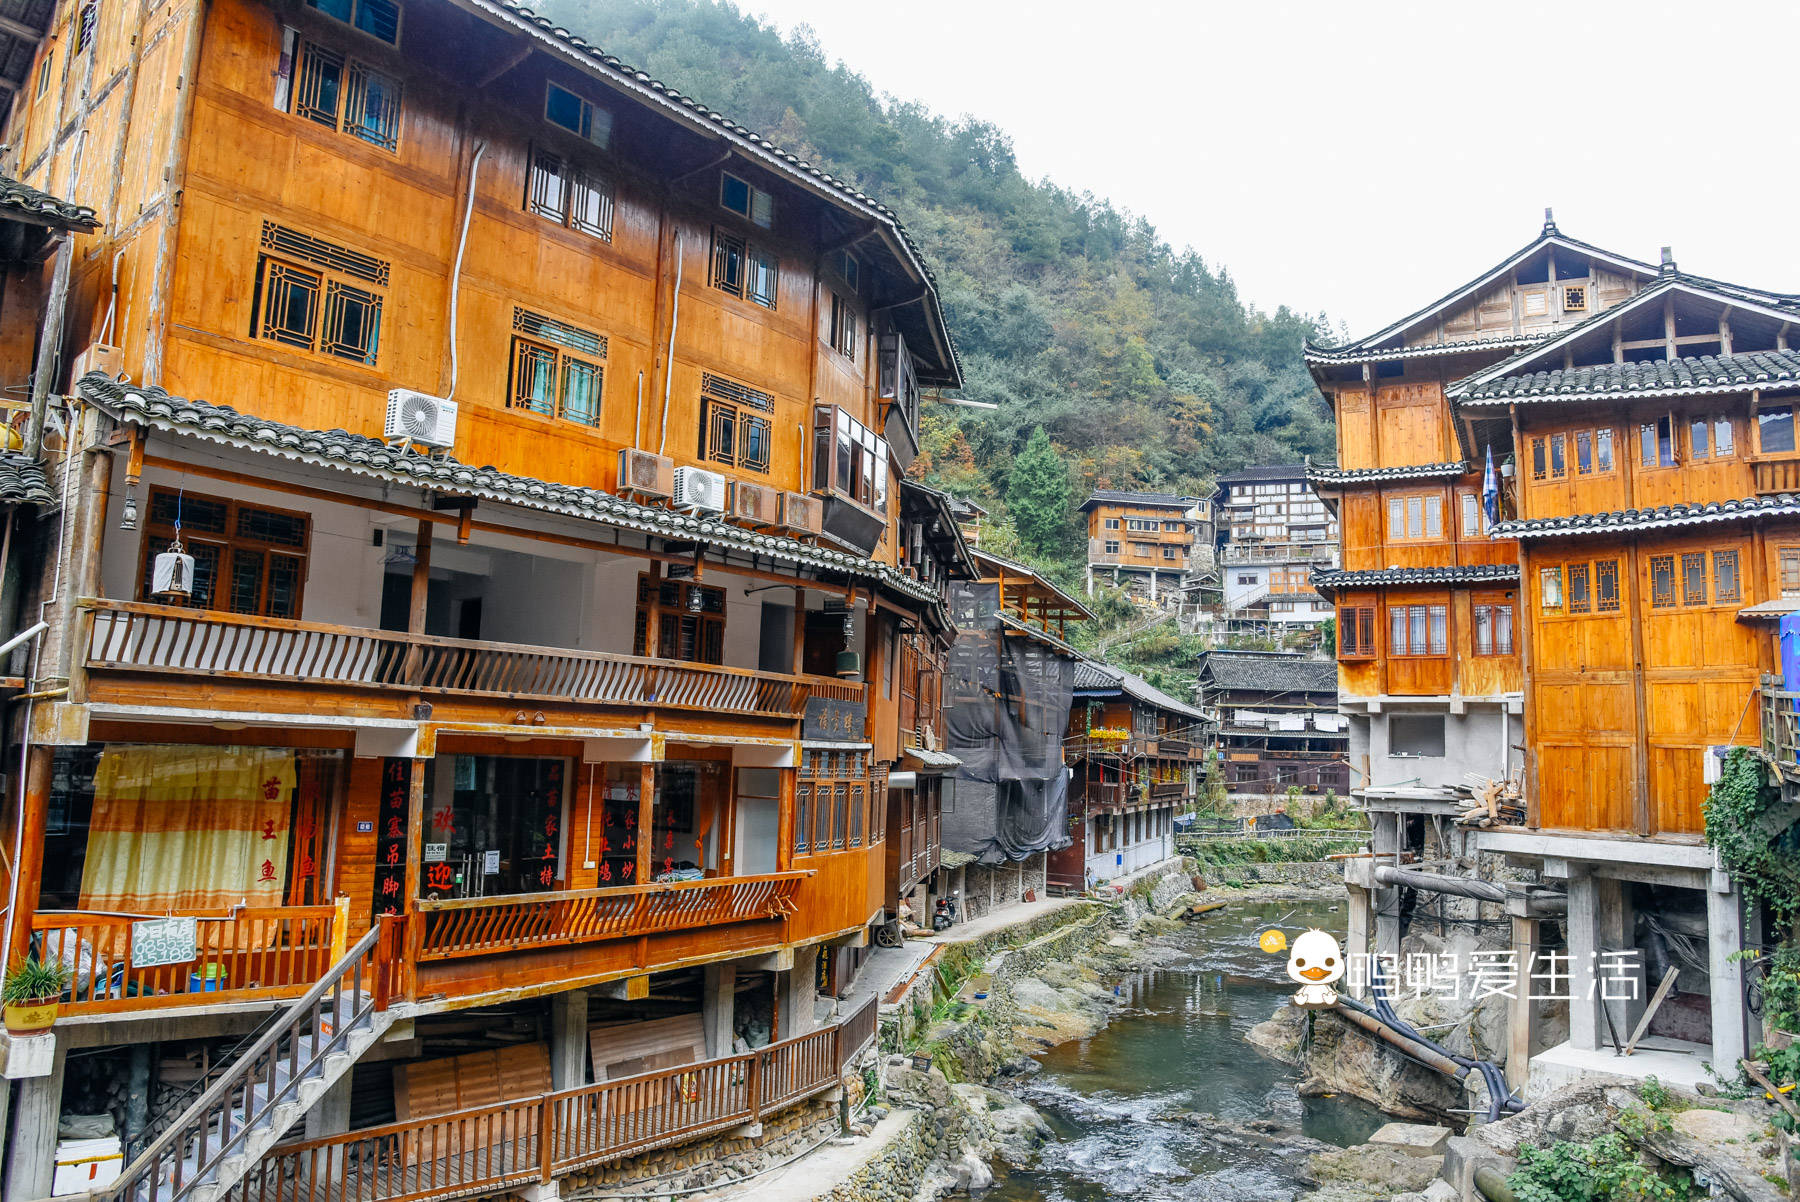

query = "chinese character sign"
[373,757,411,920]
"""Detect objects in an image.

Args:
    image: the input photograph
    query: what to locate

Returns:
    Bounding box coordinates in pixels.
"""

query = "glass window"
[1567,563,1590,613]
[1423,495,1442,539]
[1388,497,1404,540]
[1428,605,1447,655]
[1540,566,1563,613]
[1531,437,1546,481]
[1713,550,1740,604]
[1409,606,1426,654]
[1761,407,1797,454]
[1389,606,1407,653]
[710,229,745,297]
[1596,427,1613,471]
[1576,430,1593,474]
[1649,555,1676,608]
[1406,497,1422,539]
[545,81,611,148]
[1781,548,1800,598]
[1681,552,1707,606]
[139,489,309,618]
[1549,432,1565,477]
[1596,559,1620,611]
[1715,418,1735,457]
[1460,493,1479,538]
[307,0,399,44]
[289,40,400,152]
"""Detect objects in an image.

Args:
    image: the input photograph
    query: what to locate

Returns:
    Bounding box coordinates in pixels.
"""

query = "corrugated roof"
[79,373,946,609]
[1492,494,1800,540]
[1454,347,1800,407]
[1312,564,1519,595]
[1198,651,1337,696]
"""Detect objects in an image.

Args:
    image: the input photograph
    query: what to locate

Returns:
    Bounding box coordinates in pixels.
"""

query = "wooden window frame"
[1567,563,1591,613]
[1686,414,1736,461]
[1387,493,1443,542]
[525,146,614,242]
[1103,518,1120,530]
[1539,565,1563,614]
[1680,551,1708,607]
[1595,559,1620,612]
[251,223,387,366]
[544,80,612,149]
[1649,554,1676,608]
[812,404,889,515]
[700,395,771,474]
[633,575,725,665]
[1388,602,1448,657]
[1639,415,1677,469]
[305,0,400,45]
[720,171,773,229]
[286,36,402,153]
[508,336,603,427]
[829,292,857,359]
[137,487,312,618]
[1338,605,1375,660]
[1472,596,1514,656]
[1779,546,1800,598]
[1713,549,1741,604]
[1758,406,1798,456]
[1103,540,1120,554]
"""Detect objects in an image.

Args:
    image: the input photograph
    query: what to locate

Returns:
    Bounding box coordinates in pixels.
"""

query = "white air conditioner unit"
[384,390,458,449]
[1702,744,1734,785]
[617,449,673,500]
[779,491,822,537]
[731,480,779,526]
[672,465,727,513]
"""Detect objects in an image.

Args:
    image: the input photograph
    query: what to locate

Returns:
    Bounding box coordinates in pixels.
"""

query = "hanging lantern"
[118,487,139,532]
[152,536,195,599]
[686,584,706,613]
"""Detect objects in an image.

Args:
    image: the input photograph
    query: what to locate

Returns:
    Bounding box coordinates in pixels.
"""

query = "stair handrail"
[101,916,397,1202]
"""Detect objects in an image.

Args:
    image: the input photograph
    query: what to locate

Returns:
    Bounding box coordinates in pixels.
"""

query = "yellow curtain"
[80,747,296,913]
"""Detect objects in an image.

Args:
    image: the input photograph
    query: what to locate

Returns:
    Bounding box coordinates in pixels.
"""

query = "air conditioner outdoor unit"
[385,390,458,449]
[1702,744,1734,785]
[617,449,673,499]
[779,491,822,537]
[731,480,778,525]
[672,465,727,513]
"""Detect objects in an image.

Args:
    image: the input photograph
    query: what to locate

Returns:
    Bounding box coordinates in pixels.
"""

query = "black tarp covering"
[939,582,1076,865]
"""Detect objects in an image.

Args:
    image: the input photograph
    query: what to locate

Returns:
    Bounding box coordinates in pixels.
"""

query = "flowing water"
[990,899,1386,1202]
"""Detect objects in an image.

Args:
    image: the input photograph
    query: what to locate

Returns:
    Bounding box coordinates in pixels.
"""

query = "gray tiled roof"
[1455,348,1800,407]
[1492,495,1800,540]
[1215,463,1308,485]
[1078,489,1200,511]
[78,373,945,608]
[1197,651,1338,696]
[0,451,53,506]
[0,172,99,231]
[1311,564,1519,594]
[1305,335,1539,367]
[474,1,958,387]
[1071,657,1210,722]
[1307,461,1469,487]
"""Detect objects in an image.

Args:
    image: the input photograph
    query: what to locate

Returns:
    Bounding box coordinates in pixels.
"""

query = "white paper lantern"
[152,543,195,598]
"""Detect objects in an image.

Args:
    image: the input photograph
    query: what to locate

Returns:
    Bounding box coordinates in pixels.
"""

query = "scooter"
[932,892,960,932]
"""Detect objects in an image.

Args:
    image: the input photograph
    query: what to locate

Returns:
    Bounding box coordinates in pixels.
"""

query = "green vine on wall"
[1703,747,1800,928]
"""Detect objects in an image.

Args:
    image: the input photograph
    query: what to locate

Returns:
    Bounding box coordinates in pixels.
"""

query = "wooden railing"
[240,996,879,1202]
[414,872,810,962]
[82,599,847,719]
[105,918,397,1202]
[1752,455,1800,495]
[1150,781,1188,799]
[1761,677,1800,776]
[31,903,344,1015]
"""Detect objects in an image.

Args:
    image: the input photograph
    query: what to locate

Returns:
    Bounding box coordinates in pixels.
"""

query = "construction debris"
[1454,773,1525,828]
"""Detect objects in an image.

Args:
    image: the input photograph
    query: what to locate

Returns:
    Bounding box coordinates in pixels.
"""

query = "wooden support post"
[22,235,72,460]
[550,987,590,1089]
[1507,914,1540,1090]
[404,758,425,911]
[5,745,53,971]
[637,763,655,885]
[409,520,433,635]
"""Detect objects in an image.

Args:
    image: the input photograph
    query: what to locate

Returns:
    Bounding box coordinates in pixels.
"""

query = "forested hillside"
[538,0,1336,570]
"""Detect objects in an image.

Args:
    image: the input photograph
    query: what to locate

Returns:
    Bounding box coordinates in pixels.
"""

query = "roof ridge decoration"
[1447,274,1800,402]
[1492,494,1800,540]
[1311,564,1520,595]
[77,373,946,610]
[469,1,959,386]
[1303,226,1657,363]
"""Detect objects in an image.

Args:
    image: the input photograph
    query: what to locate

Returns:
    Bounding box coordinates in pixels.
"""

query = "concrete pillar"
[1344,883,1372,1001]
[1507,914,1541,1090]
[1565,868,1600,1052]
[549,988,590,1090]
[1707,884,1749,1071]
[778,947,819,1040]
[703,963,738,1058]
[1085,566,1093,597]
[1594,876,1643,1040]
[3,1042,65,1202]
[304,1074,354,1140]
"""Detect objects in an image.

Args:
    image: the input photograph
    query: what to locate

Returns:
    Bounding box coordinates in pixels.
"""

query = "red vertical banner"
[374,756,410,922]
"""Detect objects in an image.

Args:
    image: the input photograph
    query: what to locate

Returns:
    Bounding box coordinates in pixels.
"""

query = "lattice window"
[1713,550,1741,603]
[711,228,745,297]
[322,281,381,364]
[1595,559,1620,611]
[260,222,389,284]
[287,40,401,151]
[1649,555,1676,608]
[258,262,322,350]
[138,488,310,617]
[524,148,613,241]
[1338,605,1375,659]
[1680,552,1707,606]
[1539,566,1563,613]
[508,309,605,427]
[1567,564,1590,614]
[254,233,384,365]
[700,378,771,473]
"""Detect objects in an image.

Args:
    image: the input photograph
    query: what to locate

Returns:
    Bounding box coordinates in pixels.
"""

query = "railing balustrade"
[82,599,853,720]
[239,996,879,1202]
[414,872,810,962]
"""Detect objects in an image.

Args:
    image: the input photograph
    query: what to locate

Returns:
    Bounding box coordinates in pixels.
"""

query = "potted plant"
[1498,452,1516,479]
[3,956,72,1034]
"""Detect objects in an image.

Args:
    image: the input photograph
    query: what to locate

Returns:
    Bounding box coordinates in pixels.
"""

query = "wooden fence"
[233,996,879,1202]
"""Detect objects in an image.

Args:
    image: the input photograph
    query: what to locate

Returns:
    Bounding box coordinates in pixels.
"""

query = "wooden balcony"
[82,599,852,720]
[1752,454,1800,495]
[1150,781,1188,799]
[414,872,810,962]
[1761,677,1800,780]
[237,996,879,1202]
[30,902,345,1016]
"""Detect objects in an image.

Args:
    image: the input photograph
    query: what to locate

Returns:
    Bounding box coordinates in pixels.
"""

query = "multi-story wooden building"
[1215,465,1336,628]
[0,1,958,1196]
[1078,489,1211,606]
[1050,658,1209,891]
[1314,215,1781,1092]
[1195,650,1347,806]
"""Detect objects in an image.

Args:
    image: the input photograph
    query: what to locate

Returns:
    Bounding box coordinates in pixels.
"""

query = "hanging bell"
[152,538,195,599]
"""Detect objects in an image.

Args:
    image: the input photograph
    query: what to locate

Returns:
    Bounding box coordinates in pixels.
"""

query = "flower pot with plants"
[3,957,73,1035]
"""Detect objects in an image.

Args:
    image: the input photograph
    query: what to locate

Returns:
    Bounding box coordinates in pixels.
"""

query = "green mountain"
[537,0,1335,567]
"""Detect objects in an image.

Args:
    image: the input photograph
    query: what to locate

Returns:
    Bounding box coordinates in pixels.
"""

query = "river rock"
[1248,1003,1462,1120]
[950,1083,1052,1163]
[1300,1143,1445,1198]
[1367,1122,1451,1157]
[1462,1082,1622,1158]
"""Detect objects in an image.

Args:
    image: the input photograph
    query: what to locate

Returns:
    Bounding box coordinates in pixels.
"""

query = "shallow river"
[989,899,1386,1202]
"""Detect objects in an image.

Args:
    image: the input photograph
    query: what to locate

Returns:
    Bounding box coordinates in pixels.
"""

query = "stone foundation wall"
[817,1107,941,1202]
